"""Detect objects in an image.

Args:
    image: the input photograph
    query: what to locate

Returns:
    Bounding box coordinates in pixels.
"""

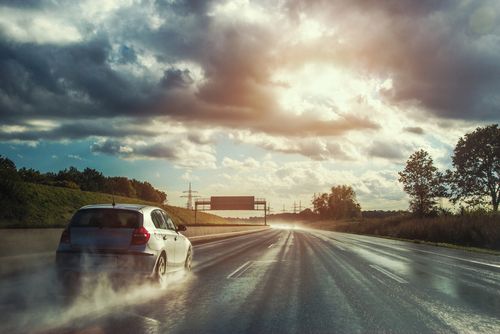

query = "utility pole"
[282,204,286,213]
[181,182,200,210]
[293,201,297,214]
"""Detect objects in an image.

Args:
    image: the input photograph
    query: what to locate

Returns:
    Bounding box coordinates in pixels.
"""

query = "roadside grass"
[306,214,500,251]
[0,182,230,228]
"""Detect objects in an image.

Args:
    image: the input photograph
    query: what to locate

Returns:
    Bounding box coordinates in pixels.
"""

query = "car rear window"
[70,209,142,228]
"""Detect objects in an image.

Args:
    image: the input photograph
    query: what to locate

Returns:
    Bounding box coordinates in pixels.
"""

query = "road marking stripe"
[334,243,346,251]
[125,312,161,325]
[227,261,252,279]
[268,243,275,248]
[370,265,408,284]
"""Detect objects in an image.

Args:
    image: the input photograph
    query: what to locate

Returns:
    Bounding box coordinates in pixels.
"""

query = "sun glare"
[273,64,383,119]
[271,223,299,230]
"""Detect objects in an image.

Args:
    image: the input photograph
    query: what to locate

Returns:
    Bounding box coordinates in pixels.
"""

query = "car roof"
[79,204,153,211]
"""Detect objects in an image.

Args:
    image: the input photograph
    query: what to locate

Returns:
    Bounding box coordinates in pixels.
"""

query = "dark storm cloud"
[154,0,213,16]
[0,0,379,144]
[161,69,194,89]
[90,140,127,155]
[91,139,178,160]
[116,45,137,64]
[0,0,45,8]
[0,120,156,141]
[0,37,161,123]
[1,0,499,149]
[2,0,372,141]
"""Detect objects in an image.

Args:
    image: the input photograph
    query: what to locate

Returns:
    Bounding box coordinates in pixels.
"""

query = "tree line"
[399,124,499,216]
[310,124,498,221]
[0,157,167,203]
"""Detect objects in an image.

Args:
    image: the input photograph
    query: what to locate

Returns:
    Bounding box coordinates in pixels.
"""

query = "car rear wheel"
[155,253,168,289]
[185,248,192,271]
[57,270,80,303]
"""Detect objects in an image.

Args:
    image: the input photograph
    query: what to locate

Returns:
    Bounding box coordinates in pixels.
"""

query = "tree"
[104,177,137,198]
[80,168,105,192]
[56,166,83,185]
[0,155,20,192]
[328,185,362,219]
[18,167,45,184]
[448,124,500,211]
[312,193,329,216]
[0,155,28,220]
[398,150,443,217]
[312,185,361,219]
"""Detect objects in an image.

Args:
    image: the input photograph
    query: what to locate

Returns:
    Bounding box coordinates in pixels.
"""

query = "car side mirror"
[177,224,187,232]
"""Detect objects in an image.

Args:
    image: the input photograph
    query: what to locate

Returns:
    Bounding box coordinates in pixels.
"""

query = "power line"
[292,201,303,214]
[181,182,200,210]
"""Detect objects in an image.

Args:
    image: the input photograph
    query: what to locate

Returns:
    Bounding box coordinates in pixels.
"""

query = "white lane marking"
[268,243,275,248]
[227,261,252,279]
[370,265,408,284]
[334,243,347,251]
[125,312,161,325]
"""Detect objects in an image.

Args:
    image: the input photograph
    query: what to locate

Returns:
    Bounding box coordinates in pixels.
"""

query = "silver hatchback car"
[56,204,192,288]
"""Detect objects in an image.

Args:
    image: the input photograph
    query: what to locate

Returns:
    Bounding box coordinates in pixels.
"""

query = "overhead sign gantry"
[195,196,267,225]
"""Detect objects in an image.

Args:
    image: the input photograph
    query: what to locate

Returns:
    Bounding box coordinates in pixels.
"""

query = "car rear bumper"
[56,250,157,276]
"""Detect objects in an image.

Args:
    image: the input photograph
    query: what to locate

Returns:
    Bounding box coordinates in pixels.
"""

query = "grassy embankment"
[306,214,500,252]
[0,182,230,228]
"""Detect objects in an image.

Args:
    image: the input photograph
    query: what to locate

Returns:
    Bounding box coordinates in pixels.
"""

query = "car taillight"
[60,228,70,244]
[131,226,150,245]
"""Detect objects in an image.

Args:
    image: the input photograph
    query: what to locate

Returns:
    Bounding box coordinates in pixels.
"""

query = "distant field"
[305,214,500,251]
[0,182,231,228]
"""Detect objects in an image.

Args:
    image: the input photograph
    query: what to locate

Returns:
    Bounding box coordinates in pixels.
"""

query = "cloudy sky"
[1,0,499,214]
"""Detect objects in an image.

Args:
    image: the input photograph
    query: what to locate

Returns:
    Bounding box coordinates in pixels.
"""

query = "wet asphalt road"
[1,227,500,333]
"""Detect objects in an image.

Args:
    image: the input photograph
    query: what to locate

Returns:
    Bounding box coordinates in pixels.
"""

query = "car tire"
[57,270,79,304]
[154,253,168,289]
[185,248,192,271]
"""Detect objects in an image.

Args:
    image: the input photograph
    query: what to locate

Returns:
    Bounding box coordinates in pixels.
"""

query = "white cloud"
[181,170,200,182]
[68,154,84,160]
[222,157,260,169]
[0,7,83,45]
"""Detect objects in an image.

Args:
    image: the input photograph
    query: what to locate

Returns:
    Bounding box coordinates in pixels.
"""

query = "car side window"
[161,211,176,231]
[151,210,168,229]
